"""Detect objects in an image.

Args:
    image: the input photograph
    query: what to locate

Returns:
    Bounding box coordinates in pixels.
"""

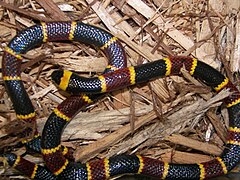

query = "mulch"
[0,0,239,179]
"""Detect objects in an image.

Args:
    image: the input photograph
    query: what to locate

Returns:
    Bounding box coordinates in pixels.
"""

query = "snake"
[1,21,240,180]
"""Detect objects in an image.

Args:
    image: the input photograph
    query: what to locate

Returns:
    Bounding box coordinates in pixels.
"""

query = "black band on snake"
[2,21,240,180]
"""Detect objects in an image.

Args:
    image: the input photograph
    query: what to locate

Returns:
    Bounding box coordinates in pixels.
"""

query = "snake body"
[2,21,240,180]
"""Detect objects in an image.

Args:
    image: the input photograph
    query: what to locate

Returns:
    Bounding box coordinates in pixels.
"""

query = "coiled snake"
[1,21,240,180]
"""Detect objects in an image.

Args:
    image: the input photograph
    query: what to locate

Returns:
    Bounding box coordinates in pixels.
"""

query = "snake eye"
[51,70,63,85]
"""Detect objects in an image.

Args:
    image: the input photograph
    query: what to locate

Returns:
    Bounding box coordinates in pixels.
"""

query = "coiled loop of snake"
[2,21,126,179]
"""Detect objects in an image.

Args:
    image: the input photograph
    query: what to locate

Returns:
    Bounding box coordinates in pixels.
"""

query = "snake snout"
[51,70,64,85]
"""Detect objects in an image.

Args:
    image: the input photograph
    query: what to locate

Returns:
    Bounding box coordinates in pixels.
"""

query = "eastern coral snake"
[1,21,240,180]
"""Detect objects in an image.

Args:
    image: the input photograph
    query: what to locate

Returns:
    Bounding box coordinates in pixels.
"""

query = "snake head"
[51,70,64,86]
